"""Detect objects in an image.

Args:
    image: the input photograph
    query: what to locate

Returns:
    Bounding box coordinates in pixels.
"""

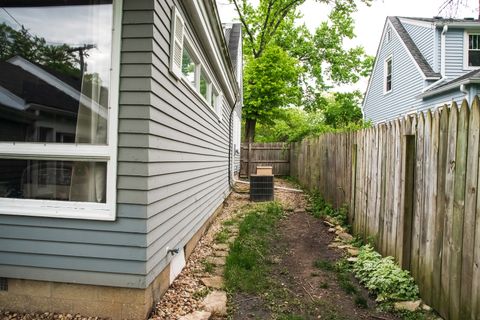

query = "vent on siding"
[0,278,7,291]
[250,175,274,202]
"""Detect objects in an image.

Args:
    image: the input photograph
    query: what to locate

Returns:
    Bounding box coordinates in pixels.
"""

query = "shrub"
[352,245,419,302]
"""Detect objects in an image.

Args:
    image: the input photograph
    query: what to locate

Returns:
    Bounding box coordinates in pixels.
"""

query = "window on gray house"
[182,46,196,86]
[468,34,480,66]
[200,69,209,100]
[0,0,114,204]
[385,58,392,92]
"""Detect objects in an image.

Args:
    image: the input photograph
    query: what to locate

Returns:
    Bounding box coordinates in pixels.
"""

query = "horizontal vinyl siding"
[363,22,425,123]
[445,28,467,78]
[420,89,467,111]
[402,22,435,69]
[143,0,232,286]
[0,0,150,288]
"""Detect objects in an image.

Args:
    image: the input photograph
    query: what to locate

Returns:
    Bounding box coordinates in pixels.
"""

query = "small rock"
[202,290,228,315]
[421,303,432,311]
[206,256,226,266]
[200,276,224,289]
[323,220,335,227]
[347,248,360,256]
[394,300,422,312]
[337,232,354,242]
[213,266,225,276]
[328,228,336,233]
[212,244,229,251]
[214,250,228,257]
[294,208,305,213]
[178,311,211,320]
[328,242,342,248]
[347,257,358,263]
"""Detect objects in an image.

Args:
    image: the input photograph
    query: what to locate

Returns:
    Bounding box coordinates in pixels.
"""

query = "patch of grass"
[319,282,329,289]
[222,218,238,227]
[215,228,230,243]
[278,315,305,320]
[308,192,349,228]
[337,272,357,295]
[314,259,334,271]
[192,287,211,299]
[225,202,284,294]
[202,260,215,273]
[354,294,368,309]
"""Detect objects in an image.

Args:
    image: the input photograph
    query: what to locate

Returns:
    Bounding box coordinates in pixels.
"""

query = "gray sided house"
[363,16,480,123]
[0,1,242,319]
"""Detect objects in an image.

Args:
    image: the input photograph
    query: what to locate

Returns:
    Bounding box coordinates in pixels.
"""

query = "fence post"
[350,142,357,230]
[247,143,252,177]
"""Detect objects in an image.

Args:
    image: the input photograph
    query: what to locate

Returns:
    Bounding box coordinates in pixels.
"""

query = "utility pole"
[67,44,95,76]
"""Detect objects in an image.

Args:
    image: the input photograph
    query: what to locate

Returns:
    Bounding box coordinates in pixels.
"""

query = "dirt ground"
[230,179,398,320]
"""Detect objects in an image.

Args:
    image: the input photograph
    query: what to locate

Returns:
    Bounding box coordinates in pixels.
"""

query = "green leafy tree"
[0,23,79,77]
[323,91,364,128]
[232,0,373,142]
[243,45,301,141]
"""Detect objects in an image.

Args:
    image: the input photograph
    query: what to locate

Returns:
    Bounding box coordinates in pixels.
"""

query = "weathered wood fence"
[240,142,290,177]
[290,98,480,320]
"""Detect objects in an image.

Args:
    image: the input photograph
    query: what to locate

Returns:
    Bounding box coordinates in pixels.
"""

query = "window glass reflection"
[0,1,113,144]
[0,159,106,203]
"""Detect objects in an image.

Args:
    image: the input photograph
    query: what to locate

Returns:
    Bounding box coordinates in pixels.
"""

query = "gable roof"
[399,16,480,25]
[388,16,441,79]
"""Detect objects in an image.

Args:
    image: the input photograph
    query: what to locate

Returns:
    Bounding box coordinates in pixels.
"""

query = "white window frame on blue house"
[0,0,122,221]
[170,6,223,121]
[463,30,480,70]
[384,55,393,94]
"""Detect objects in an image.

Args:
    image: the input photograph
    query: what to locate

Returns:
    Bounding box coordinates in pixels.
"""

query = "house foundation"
[0,202,225,319]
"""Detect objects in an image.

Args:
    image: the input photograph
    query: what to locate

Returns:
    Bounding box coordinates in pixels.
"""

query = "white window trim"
[384,55,393,94]
[0,1,122,221]
[463,30,480,70]
[179,33,223,120]
[386,27,392,44]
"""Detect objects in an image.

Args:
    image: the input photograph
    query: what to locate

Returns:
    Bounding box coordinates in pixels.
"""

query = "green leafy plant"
[352,245,419,302]
[309,192,349,228]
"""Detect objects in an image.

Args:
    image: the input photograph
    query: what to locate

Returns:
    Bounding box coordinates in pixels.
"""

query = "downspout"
[423,25,448,93]
[441,25,448,77]
[228,95,239,189]
[460,83,469,99]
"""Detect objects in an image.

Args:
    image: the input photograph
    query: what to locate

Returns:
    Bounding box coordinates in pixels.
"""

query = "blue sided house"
[363,16,480,123]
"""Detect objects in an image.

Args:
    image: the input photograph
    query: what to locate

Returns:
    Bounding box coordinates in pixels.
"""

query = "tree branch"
[257,0,274,59]
[232,0,257,56]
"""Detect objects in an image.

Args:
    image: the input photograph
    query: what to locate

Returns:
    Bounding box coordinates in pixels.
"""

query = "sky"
[0,4,112,85]
[217,0,480,93]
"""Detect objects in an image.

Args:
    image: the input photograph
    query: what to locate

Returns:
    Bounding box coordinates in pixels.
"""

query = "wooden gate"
[240,142,290,177]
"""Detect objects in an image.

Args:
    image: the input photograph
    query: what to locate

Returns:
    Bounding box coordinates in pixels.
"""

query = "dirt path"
[231,180,398,320]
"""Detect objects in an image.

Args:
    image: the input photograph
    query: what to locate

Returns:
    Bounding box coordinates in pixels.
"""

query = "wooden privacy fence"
[290,98,480,320]
[240,142,290,177]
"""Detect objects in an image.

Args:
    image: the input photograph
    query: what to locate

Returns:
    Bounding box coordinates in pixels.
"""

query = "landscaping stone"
[178,311,211,320]
[322,220,335,227]
[206,256,226,266]
[202,291,227,316]
[393,300,421,312]
[421,303,432,311]
[212,244,229,251]
[226,236,236,244]
[347,248,360,256]
[294,208,305,213]
[214,250,228,257]
[328,242,343,248]
[328,228,336,233]
[337,232,354,242]
[200,276,224,289]
[213,266,225,276]
[347,257,358,263]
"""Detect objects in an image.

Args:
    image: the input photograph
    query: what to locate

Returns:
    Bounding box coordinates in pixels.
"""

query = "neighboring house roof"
[398,16,480,25]
[388,16,441,79]
[0,60,79,115]
[421,68,480,98]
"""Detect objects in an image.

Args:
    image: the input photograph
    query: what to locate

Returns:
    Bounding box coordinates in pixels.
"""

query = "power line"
[1,7,22,28]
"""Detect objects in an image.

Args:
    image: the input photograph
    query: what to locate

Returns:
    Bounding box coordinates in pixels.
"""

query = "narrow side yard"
[149,178,440,320]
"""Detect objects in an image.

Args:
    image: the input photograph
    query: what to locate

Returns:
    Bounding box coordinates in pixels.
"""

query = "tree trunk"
[244,118,257,143]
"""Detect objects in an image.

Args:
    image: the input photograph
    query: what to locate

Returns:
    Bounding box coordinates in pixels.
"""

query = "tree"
[232,0,373,142]
[0,23,80,77]
[323,91,364,128]
[243,45,301,142]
